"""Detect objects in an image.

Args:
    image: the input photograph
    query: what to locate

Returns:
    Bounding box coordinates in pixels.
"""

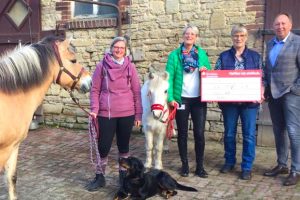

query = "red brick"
[246,5,264,12]
[246,0,265,6]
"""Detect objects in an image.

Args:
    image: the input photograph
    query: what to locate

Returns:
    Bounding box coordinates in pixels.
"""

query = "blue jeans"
[268,92,300,173]
[221,104,258,171]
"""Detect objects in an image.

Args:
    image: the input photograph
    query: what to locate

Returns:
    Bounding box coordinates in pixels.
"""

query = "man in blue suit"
[263,13,300,186]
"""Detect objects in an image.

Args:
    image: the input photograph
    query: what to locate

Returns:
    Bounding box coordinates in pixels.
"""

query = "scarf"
[181,44,199,73]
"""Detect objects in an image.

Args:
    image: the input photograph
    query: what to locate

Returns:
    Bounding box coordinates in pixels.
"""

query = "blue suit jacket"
[264,32,300,99]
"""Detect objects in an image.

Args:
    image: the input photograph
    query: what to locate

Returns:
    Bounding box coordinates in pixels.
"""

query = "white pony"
[141,72,171,170]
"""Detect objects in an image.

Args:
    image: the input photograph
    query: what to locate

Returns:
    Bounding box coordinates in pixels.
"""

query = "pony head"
[147,72,169,120]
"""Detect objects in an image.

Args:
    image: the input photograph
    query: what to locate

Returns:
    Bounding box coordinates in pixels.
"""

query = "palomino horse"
[141,72,175,170]
[0,36,92,200]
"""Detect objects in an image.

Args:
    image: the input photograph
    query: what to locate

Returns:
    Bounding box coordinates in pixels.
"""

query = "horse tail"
[175,182,198,192]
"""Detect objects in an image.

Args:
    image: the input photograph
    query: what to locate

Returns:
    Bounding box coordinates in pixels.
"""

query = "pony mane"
[0,36,64,94]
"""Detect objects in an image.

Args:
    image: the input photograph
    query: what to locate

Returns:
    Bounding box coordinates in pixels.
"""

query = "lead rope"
[166,104,178,140]
[88,116,103,174]
[69,91,103,174]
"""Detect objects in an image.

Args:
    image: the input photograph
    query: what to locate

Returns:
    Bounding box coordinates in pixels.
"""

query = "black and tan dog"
[114,156,197,200]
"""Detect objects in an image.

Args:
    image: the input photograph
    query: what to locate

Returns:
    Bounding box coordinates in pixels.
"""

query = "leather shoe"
[85,174,105,192]
[220,164,234,173]
[180,163,189,177]
[241,170,252,180]
[195,168,208,178]
[263,165,289,177]
[283,172,300,186]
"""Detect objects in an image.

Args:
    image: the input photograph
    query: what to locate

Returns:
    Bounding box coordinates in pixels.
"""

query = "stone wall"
[40,0,265,139]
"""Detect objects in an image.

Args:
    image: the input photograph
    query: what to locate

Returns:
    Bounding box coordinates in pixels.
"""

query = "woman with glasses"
[166,24,211,178]
[87,36,142,191]
[215,24,263,180]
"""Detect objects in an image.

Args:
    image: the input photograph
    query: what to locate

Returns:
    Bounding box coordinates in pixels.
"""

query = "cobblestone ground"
[0,126,299,200]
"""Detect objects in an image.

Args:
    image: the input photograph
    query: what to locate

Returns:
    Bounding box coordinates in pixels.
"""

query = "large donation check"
[201,70,262,102]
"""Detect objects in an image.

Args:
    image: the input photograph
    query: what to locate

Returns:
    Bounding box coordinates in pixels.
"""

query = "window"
[73,0,118,19]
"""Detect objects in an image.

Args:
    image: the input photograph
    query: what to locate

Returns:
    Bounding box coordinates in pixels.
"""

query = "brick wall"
[40,0,265,138]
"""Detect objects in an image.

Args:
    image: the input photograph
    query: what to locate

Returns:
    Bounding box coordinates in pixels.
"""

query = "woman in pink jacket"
[86,37,142,191]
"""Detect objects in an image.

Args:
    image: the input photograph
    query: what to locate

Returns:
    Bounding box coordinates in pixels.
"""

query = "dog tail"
[176,182,198,192]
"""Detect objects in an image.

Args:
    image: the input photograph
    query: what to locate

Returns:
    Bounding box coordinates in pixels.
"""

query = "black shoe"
[85,174,106,192]
[119,170,127,186]
[263,165,289,177]
[220,164,234,174]
[241,170,252,180]
[283,172,300,186]
[180,162,189,177]
[195,168,208,178]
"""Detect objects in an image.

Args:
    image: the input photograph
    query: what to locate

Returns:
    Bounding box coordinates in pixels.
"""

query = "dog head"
[119,156,145,178]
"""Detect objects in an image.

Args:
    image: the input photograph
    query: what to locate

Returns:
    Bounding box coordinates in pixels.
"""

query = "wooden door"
[0,0,41,53]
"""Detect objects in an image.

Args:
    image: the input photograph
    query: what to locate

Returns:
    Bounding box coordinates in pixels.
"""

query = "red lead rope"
[166,104,178,140]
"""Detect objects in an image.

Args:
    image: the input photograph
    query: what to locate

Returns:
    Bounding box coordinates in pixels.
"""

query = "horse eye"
[164,90,167,93]
[70,59,77,63]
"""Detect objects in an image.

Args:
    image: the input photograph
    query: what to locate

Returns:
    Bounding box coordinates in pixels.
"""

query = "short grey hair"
[231,24,248,36]
[109,36,128,55]
[274,12,293,24]
[182,24,199,36]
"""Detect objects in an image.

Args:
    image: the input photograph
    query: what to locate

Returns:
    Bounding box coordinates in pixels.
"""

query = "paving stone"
[0,126,300,199]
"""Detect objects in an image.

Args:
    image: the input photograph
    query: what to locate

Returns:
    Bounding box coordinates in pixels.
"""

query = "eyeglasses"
[233,34,246,39]
[113,46,125,50]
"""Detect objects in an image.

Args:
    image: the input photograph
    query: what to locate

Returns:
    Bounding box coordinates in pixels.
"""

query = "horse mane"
[0,35,64,94]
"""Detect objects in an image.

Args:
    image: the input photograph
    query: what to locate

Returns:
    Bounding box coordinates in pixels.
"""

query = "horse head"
[51,37,92,93]
[147,72,169,122]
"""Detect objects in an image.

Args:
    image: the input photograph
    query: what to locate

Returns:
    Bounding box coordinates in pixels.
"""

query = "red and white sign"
[201,70,262,102]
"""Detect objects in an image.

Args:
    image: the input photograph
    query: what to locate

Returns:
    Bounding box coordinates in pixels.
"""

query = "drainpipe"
[68,0,122,36]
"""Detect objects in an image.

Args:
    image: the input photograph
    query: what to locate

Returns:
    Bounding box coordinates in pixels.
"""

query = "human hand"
[134,120,141,127]
[199,66,207,72]
[256,86,265,103]
[168,101,179,108]
[90,112,97,119]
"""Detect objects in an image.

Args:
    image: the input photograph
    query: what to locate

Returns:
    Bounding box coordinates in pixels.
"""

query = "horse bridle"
[151,103,169,123]
[147,91,169,123]
[52,42,85,91]
[148,91,178,139]
[52,42,90,115]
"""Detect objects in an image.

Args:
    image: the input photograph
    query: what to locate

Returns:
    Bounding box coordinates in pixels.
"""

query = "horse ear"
[64,37,72,46]
[163,71,169,81]
[149,72,155,80]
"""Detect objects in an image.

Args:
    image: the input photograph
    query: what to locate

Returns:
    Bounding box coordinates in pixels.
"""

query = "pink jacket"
[90,53,142,120]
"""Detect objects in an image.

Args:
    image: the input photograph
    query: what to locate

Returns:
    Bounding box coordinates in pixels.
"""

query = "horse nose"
[152,110,162,119]
[80,76,92,93]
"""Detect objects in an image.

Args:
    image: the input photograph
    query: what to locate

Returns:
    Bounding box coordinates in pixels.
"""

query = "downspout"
[68,0,122,36]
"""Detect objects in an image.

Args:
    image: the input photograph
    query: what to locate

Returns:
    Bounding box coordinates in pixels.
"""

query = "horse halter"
[148,91,169,123]
[52,42,84,91]
[52,42,91,116]
[151,103,169,123]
